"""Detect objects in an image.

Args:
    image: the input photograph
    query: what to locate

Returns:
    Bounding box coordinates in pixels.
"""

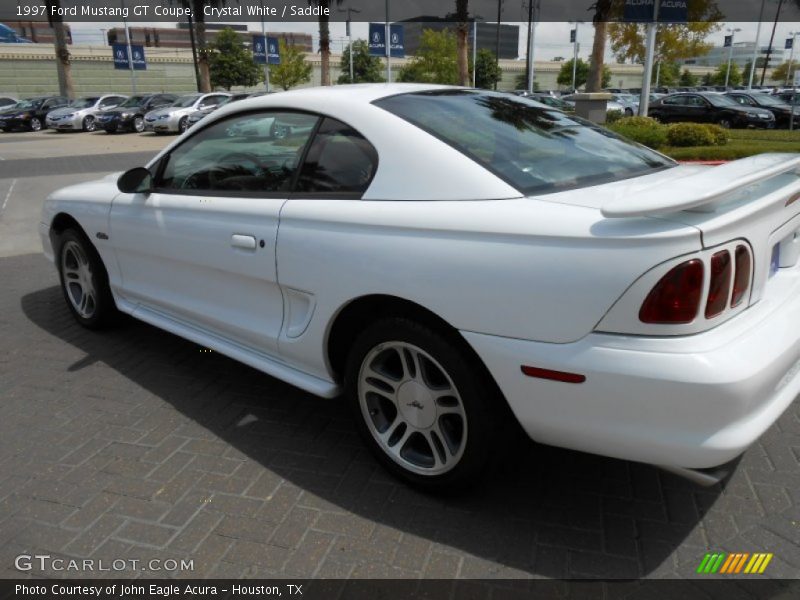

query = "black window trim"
[150,108,378,200]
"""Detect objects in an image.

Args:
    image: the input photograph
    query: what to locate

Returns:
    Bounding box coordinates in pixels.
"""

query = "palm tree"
[310,1,344,86]
[455,1,471,86]
[586,0,612,92]
[45,1,74,98]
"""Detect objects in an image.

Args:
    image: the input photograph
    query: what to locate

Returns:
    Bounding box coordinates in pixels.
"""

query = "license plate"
[770,244,780,277]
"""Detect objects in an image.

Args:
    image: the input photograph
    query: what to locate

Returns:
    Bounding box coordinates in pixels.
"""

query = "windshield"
[173,95,200,108]
[705,94,741,108]
[119,96,147,107]
[753,94,788,106]
[69,97,99,108]
[14,99,44,110]
[375,90,674,195]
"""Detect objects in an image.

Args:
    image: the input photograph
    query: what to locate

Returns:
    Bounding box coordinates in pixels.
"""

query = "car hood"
[147,106,192,118]
[48,106,92,117]
[0,107,29,117]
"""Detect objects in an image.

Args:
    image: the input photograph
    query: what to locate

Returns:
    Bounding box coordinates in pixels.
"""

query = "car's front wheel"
[29,117,42,132]
[717,117,733,129]
[345,318,500,490]
[57,229,118,329]
[133,116,145,133]
[178,117,188,134]
[82,116,96,132]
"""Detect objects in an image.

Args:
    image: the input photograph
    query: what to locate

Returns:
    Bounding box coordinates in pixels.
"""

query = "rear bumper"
[462,270,800,470]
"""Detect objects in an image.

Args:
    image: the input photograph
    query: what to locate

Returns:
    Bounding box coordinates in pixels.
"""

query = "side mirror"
[117,167,153,194]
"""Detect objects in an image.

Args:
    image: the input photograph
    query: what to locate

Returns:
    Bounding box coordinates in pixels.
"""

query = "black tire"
[344,317,501,491]
[178,117,188,134]
[717,117,733,129]
[56,228,118,329]
[624,107,633,116]
[29,117,42,132]
[82,116,96,132]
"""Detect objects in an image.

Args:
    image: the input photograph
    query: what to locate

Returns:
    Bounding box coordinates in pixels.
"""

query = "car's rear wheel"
[133,116,145,133]
[344,318,500,490]
[29,117,42,132]
[82,116,96,132]
[57,229,118,329]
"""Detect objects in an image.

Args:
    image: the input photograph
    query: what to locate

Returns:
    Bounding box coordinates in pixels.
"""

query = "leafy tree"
[702,72,713,86]
[398,29,459,85]
[208,28,263,90]
[45,1,74,98]
[712,62,742,86]
[474,49,502,89]
[556,58,610,90]
[772,60,800,86]
[170,1,232,92]
[607,0,722,66]
[678,69,698,87]
[337,40,385,84]
[309,1,344,86]
[271,40,312,90]
[656,62,681,86]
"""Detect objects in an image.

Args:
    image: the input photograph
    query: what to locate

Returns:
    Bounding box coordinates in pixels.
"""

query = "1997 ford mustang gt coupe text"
[40,85,800,490]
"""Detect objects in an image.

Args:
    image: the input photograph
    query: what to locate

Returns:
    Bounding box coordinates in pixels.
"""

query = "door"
[110,110,320,354]
[682,95,709,122]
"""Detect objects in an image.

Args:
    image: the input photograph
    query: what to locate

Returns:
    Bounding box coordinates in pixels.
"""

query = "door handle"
[231,234,257,250]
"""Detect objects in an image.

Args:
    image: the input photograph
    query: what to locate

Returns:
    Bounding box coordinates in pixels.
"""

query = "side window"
[157,111,319,194]
[295,118,378,195]
[663,96,683,106]
[201,95,226,109]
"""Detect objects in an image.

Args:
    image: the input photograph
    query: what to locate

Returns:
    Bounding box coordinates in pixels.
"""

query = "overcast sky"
[68,20,800,63]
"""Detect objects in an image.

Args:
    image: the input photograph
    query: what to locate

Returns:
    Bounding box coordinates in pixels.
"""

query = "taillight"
[705,250,732,318]
[639,259,704,324]
[731,245,751,307]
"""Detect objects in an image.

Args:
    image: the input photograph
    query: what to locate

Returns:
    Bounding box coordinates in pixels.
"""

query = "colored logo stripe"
[699,552,773,574]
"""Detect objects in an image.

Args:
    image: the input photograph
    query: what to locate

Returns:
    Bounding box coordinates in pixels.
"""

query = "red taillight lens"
[640,259,704,324]
[705,250,732,319]
[731,245,751,308]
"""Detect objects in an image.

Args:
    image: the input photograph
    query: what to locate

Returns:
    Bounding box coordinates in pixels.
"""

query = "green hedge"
[666,123,728,147]
[608,116,668,148]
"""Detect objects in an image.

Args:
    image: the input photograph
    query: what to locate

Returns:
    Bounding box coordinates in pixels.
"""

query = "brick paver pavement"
[1,253,798,580]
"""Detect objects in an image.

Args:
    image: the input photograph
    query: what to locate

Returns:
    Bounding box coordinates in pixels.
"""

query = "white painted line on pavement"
[1,178,16,214]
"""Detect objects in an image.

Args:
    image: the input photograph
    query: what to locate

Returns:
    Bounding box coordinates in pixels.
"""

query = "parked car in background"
[774,90,800,106]
[528,93,575,112]
[0,96,68,132]
[97,93,178,133]
[608,93,639,116]
[560,94,627,114]
[0,96,17,108]
[144,92,231,134]
[46,95,128,132]
[725,91,800,128]
[40,85,800,490]
[648,92,775,128]
[186,92,250,129]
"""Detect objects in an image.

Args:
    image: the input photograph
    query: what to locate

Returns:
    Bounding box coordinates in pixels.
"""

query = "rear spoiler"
[601,153,800,218]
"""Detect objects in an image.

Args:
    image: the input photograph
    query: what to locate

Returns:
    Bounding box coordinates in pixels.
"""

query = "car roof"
[151,84,522,202]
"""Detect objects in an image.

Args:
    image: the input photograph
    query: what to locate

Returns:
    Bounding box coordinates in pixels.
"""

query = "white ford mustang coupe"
[40,84,800,490]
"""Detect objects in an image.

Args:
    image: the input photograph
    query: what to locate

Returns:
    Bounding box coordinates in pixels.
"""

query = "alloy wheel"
[61,240,97,319]
[358,341,468,476]
[29,118,42,132]
[133,116,145,133]
[83,116,96,132]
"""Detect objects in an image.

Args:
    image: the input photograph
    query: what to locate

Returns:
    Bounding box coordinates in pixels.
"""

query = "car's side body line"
[115,296,340,399]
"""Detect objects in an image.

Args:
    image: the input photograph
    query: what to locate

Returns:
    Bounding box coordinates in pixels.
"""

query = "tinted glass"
[119,96,147,107]
[375,90,673,195]
[173,95,201,108]
[296,118,378,195]
[706,94,741,107]
[754,94,788,106]
[158,111,319,194]
[16,98,45,109]
[70,97,99,108]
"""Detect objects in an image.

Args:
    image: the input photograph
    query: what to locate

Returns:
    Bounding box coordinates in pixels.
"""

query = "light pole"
[785,31,797,86]
[259,0,270,92]
[569,22,580,92]
[472,19,478,88]
[120,0,137,93]
[724,27,741,89]
[339,6,361,84]
[748,0,767,89]
[639,0,660,116]
[385,0,391,82]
